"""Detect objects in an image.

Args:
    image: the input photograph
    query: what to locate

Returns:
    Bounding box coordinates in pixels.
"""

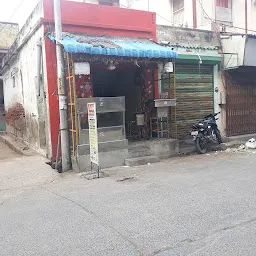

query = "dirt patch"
[6,103,26,139]
[5,103,39,146]
[6,103,25,126]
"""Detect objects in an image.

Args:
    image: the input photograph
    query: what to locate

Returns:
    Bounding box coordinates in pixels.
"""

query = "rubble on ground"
[223,138,256,154]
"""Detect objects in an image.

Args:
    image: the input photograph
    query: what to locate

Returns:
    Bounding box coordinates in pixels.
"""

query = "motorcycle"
[191,112,222,154]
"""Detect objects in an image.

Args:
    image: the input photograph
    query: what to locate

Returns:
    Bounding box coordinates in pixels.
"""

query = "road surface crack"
[0,191,25,207]
[151,216,256,255]
[41,186,143,256]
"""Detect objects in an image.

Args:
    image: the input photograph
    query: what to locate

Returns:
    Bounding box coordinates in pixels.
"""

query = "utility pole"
[54,0,71,172]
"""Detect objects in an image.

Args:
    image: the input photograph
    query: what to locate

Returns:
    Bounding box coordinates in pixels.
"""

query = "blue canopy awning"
[50,33,178,59]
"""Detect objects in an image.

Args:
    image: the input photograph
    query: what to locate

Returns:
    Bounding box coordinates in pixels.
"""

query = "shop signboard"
[87,102,99,166]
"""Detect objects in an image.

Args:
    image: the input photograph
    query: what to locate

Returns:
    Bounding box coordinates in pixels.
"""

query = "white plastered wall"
[2,1,50,155]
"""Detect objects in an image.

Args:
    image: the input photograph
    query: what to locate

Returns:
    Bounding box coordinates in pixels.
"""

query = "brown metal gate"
[226,68,256,136]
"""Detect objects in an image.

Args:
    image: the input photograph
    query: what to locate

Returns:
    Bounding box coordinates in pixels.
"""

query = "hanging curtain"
[75,74,93,98]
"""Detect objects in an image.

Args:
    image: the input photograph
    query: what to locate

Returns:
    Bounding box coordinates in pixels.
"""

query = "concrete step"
[179,140,196,155]
[128,147,152,158]
[225,133,256,143]
[179,139,195,146]
[125,155,160,167]
[217,140,244,151]
[179,144,196,155]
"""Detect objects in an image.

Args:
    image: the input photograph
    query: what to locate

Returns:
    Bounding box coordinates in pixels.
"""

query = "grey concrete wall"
[77,140,129,172]
[147,139,179,159]
[77,149,129,172]
[76,138,179,171]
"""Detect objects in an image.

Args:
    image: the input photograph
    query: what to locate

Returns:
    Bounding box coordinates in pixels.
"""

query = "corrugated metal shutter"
[161,64,214,139]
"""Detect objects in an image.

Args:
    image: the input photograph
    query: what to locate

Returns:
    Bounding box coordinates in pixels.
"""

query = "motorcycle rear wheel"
[195,137,208,154]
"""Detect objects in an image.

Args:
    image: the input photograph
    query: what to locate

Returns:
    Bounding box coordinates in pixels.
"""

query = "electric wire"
[0,0,28,35]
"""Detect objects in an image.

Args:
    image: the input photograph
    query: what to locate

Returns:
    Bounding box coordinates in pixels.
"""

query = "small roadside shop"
[55,33,178,170]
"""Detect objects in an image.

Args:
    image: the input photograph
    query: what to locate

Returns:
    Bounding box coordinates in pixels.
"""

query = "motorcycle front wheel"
[195,136,208,154]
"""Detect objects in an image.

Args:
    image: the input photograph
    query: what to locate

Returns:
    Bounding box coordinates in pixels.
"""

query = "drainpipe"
[192,0,197,29]
[245,0,248,34]
[37,39,42,97]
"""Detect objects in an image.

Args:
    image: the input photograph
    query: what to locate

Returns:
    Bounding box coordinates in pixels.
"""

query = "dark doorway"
[92,64,142,128]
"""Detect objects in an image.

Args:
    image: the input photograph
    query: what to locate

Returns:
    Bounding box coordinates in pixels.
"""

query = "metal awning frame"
[71,52,175,65]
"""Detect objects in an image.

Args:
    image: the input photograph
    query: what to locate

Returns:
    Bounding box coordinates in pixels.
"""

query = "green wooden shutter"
[161,64,214,139]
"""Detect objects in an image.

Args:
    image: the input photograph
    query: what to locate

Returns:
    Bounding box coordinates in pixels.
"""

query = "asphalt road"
[1,144,256,255]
